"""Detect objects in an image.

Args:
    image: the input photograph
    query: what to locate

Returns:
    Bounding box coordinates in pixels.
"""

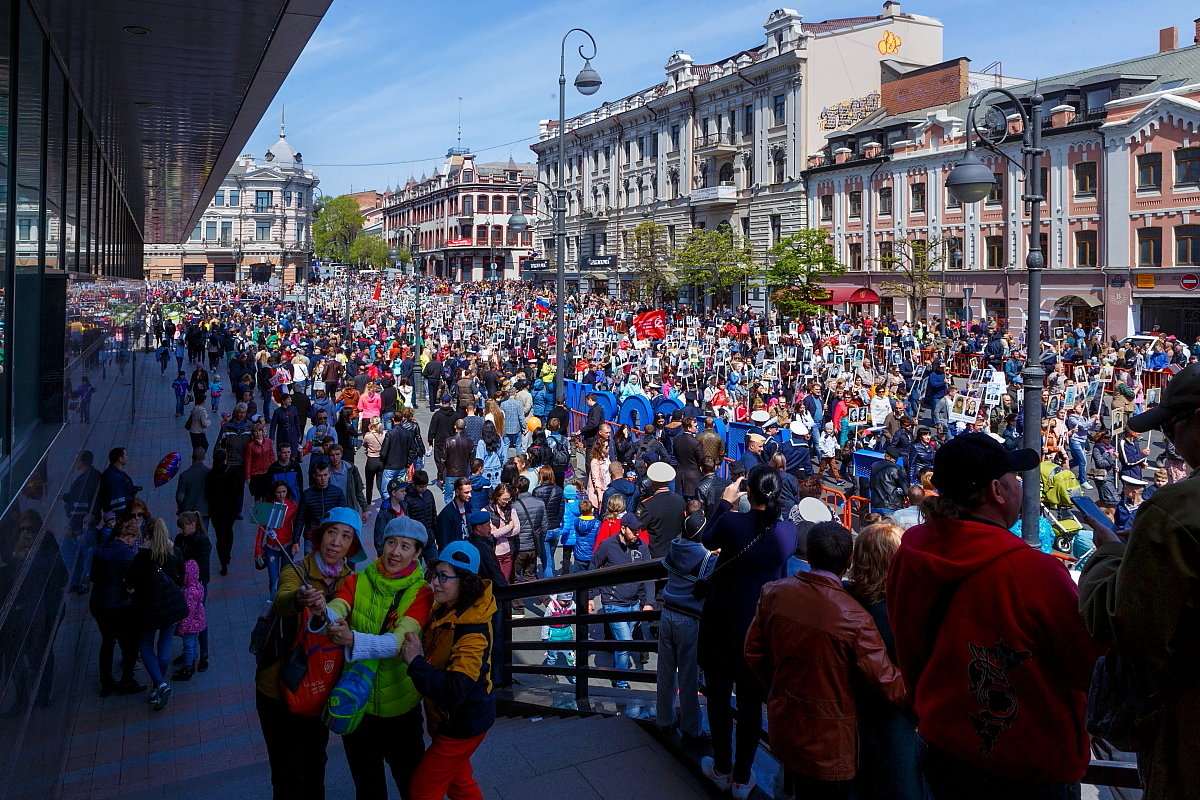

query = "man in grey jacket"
[175,447,211,519]
[512,476,546,601]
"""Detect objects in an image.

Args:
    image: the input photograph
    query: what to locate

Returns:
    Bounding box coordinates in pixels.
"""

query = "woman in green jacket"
[325,516,434,800]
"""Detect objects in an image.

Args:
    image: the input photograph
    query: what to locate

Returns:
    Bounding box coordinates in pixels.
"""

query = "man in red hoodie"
[886,432,1105,799]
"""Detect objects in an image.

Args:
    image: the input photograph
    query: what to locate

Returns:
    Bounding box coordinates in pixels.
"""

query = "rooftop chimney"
[882,0,901,17]
[1195,16,1200,45]
[1160,26,1178,52]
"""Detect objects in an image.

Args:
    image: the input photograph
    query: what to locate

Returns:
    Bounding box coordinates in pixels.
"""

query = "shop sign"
[1135,273,1156,289]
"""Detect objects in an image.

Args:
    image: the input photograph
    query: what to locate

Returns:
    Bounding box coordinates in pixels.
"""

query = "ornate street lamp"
[507,28,600,405]
[946,88,1045,546]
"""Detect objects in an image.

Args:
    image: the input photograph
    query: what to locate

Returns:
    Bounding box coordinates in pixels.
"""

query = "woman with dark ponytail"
[697,464,798,798]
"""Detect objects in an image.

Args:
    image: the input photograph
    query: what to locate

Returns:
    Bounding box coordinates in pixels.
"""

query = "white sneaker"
[1081,481,1095,489]
[732,770,756,799]
[701,756,732,791]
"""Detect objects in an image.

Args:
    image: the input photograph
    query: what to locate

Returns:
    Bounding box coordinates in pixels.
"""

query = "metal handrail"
[494,558,1141,790]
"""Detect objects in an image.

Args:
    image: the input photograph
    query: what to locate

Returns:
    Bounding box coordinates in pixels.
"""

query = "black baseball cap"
[931,432,1038,502]
[1128,363,1200,433]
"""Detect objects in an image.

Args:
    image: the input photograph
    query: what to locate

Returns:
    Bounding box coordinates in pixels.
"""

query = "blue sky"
[245,0,1200,197]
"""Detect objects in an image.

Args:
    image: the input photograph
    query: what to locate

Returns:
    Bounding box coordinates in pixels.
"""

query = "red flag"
[633,310,667,340]
[373,281,381,301]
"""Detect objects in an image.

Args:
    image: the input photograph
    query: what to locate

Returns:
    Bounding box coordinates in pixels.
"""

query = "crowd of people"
[66,275,1199,800]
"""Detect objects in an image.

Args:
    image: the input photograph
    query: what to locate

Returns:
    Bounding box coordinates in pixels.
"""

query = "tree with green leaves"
[876,236,951,319]
[627,220,674,302]
[765,228,845,318]
[312,195,364,263]
[671,225,756,307]
[349,233,390,270]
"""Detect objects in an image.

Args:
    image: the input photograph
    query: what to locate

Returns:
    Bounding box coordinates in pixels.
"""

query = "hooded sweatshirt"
[885,517,1105,783]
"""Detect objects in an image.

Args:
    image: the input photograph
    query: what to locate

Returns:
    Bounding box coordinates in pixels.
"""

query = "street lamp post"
[946,88,1045,546]
[507,28,601,404]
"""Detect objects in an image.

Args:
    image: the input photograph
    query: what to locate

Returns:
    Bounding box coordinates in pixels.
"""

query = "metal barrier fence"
[493,560,1142,791]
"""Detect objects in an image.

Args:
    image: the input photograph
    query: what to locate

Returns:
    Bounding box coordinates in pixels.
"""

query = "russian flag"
[535,297,552,315]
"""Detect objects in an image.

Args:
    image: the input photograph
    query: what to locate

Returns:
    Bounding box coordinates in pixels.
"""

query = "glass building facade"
[0,0,330,794]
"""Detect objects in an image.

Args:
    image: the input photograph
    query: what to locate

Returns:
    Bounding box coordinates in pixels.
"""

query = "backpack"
[550,434,571,468]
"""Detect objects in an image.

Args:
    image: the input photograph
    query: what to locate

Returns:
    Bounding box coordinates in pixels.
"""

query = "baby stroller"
[1039,460,1084,555]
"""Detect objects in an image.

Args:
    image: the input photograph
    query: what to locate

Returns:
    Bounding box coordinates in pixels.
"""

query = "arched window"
[478,195,488,211]
[718,162,735,184]
[461,196,473,215]
[492,196,504,212]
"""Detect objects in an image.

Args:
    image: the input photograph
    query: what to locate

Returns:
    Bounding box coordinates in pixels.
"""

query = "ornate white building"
[144,119,319,283]
[528,2,944,303]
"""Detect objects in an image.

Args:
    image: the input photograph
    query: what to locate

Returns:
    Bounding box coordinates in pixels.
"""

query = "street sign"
[1182,273,1199,291]
[525,259,549,271]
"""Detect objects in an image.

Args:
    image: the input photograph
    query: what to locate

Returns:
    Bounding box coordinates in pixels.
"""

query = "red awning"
[816,286,881,305]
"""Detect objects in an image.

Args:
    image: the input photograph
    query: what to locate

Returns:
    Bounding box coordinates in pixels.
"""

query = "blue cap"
[467,509,492,526]
[382,515,428,546]
[387,476,407,494]
[312,506,366,563]
[439,541,481,574]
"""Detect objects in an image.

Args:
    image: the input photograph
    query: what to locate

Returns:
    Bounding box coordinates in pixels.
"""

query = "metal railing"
[494,556,1141,790]
[694,131,738,149]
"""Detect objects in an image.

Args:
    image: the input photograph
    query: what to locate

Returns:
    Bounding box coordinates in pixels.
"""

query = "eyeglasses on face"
[430,572,459,584]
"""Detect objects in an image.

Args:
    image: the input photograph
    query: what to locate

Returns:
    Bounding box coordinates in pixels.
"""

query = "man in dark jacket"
[427,394,458,483]
[440,419,473,504]
[435,478,475,551]
[400,471,438,560]
[264,442,304,500]
[869,447,909,516]
[422,356,445,410]
[297,459,348,544]
[580,393,606,446]
[379,418,421,490]
[638,462,686,559]
[695,457,729,521]
[99,447,140,518]
[590,513,655,688]
[673,416,703,500]
[602,464,640,513]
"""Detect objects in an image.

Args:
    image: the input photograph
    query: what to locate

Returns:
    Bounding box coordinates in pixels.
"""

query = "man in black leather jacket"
[868,447,909,516]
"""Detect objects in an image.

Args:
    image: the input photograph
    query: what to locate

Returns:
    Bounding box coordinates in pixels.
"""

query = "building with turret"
[144,117,320,282]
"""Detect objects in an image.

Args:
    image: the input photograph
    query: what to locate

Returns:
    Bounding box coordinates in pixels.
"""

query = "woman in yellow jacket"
[400,541,498,800]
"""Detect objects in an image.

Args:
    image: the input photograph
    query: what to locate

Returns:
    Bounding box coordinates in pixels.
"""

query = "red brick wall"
[881,58,969,116]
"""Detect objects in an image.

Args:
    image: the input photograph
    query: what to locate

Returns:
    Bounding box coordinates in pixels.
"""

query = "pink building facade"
[806,30,1200,341]
[381,151,537,281]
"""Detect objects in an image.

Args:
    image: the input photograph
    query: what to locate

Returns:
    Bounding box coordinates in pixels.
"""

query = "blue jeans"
[381,468,405,494]
[139,624,176,686]
[442,477,464,505]
[175,395,186,415]
[1068,437,1088,484]
[61,528,96,588]
[603,603,638,672]
[540,529,561,579]
[382,411,394,431]
[182,632,200,667]
[506,432,522,454]
[265,548,282,596]
[872,507,896,516]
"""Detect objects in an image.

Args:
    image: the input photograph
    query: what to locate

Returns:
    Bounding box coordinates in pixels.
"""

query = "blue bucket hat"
[311,506,367,563]
[439,541,481,575]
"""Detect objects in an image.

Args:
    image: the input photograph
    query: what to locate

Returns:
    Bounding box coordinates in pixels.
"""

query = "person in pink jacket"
[356,381,382,435]
[587,438,612,508]
[174,560,207,681]
[486,484,522,612]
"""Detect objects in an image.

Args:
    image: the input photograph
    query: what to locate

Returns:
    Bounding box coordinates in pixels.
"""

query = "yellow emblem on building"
[878,30,902,55]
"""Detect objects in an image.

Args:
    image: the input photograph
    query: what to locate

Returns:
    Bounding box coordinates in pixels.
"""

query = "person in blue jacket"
[571,498,601,572]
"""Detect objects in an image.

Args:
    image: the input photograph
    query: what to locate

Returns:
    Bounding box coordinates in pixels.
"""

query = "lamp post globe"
[574,60,602,95]
[507,210,528,232]
[945,150,996,204]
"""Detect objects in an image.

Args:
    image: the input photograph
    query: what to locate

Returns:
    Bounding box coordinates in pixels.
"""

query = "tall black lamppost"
[946,87,1045,546]
[507,28,601,404]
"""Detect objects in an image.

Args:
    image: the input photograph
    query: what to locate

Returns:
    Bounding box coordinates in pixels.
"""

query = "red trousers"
[410,731,488,800]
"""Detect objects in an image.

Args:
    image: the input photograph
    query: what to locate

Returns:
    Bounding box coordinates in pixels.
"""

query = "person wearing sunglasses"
[1080,363,1200,799]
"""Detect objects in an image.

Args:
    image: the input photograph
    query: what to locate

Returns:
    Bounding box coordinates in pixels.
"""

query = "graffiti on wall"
[818,92,882,131]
